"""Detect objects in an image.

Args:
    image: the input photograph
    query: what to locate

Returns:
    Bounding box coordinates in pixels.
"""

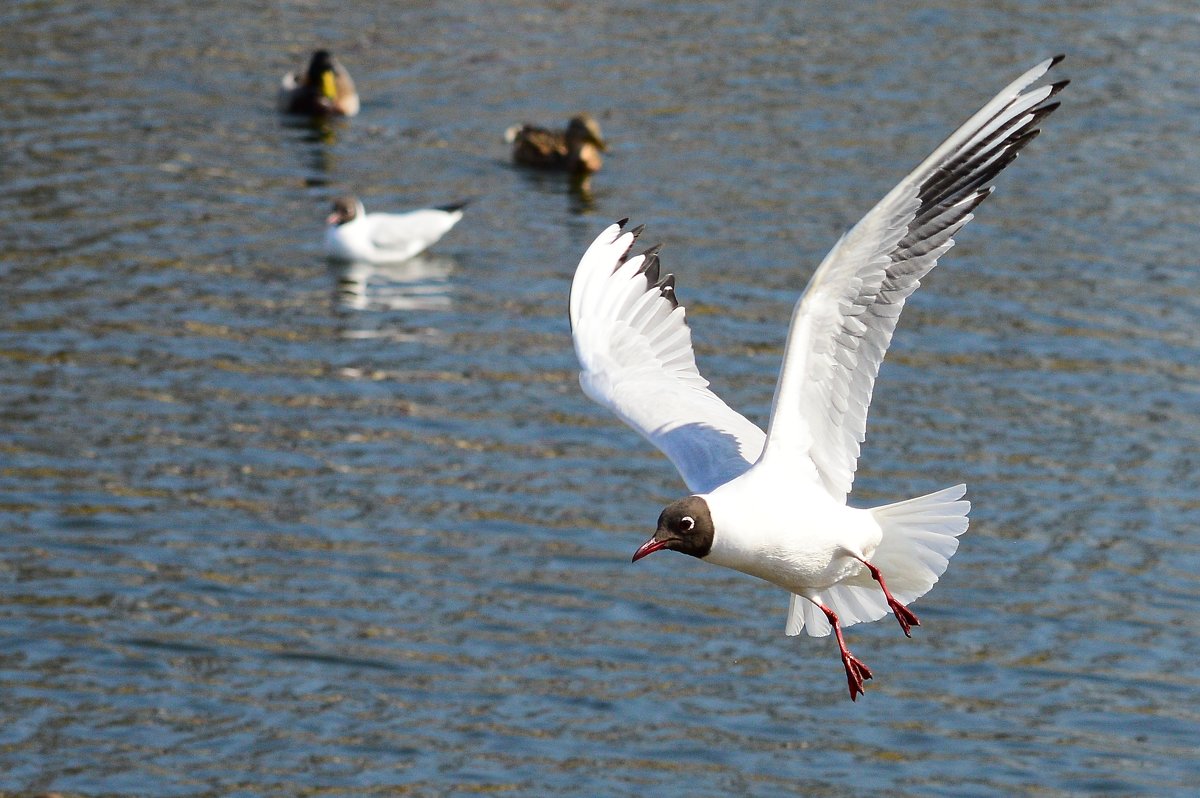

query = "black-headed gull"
[569,57,1066,700]
[325,197,466,264]
[279,50,360,118]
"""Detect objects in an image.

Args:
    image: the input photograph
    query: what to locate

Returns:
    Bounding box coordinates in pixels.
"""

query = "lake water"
[2,1,1199,795]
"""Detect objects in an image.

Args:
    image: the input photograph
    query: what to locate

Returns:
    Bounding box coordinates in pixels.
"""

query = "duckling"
[279,50,360,117]
[325,196,466,264]
[505,114,606,175]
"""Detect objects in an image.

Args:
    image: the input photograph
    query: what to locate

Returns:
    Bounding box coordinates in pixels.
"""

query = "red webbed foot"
[841,649,874,701]
[818,602,874,701]
[857,558,921,637]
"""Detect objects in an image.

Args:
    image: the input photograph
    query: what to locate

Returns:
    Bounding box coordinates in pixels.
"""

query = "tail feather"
[784,484,969,637]
[868,483,969,604]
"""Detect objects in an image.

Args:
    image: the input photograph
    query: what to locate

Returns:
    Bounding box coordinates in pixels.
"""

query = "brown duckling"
[505,114,606,175]
[279,50,360,117]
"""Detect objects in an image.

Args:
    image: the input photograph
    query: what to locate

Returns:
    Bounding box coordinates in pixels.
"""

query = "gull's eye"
[679,516,695,532]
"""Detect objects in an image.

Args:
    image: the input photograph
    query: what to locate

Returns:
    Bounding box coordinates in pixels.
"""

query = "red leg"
[816,602,872,701]
[856,558,920,637]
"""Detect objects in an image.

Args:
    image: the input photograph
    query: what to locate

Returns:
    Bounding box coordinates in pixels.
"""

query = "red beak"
[632,537,670,562]
[326,212,342,225]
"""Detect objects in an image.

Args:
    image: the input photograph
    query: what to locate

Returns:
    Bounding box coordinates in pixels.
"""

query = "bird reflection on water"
[333,253,456,313]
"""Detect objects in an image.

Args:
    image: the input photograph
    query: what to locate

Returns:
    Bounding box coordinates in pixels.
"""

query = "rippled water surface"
[3,1,1200,795]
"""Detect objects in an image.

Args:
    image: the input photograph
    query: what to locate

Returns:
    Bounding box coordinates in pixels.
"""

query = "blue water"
[3,1,1199,795]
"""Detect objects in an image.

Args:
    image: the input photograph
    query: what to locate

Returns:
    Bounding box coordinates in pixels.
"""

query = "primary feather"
[569,223,766,494]
[763,56,1067,501]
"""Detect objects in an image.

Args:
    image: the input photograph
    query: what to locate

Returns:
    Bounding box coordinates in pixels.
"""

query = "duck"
[279,50,360,117]
[505,114,606,175]
[324,196,466,264]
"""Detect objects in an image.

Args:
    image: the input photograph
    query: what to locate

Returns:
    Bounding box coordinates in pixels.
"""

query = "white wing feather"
[569,222,766,494]
[369,208,463,255]
[762,56,1067,501]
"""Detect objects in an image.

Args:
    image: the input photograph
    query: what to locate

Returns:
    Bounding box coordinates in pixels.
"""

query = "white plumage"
[568,57,1066,699]
[324,196,465,264]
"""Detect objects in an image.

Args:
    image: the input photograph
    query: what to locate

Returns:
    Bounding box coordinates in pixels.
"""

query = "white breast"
[701,465,882,593]
[325,217,374,261]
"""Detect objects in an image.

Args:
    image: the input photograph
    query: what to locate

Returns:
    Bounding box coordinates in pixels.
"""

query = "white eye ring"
[680,516,695,532]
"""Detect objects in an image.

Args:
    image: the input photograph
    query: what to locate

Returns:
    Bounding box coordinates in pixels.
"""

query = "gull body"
[325,197,465,264]
[568,57,1067,700]
[704,466,880,590]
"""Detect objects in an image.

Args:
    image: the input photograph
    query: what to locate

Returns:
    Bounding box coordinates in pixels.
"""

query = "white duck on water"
[324,196,466,264]
[568,57,1067,700]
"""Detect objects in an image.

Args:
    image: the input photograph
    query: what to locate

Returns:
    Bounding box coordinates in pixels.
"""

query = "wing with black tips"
[762,56,1067,502]
[569,222,768,494]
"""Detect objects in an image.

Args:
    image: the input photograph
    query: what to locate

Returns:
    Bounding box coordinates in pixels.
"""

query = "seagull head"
[633,496,714,562]
[326,196,362,226]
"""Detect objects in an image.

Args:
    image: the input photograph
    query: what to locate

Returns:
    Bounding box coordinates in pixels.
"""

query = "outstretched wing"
[762,56,1067,501]
[569,222,766,494]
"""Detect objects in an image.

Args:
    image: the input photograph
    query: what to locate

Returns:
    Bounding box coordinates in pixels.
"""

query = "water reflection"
[279,116,342,183]
[281,114,344,147]
[514,166,597,214]
[333,253,456,312]
[568,173,597,213]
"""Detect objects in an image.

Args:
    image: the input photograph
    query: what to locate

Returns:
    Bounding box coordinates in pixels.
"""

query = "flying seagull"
[567,57,1066,700]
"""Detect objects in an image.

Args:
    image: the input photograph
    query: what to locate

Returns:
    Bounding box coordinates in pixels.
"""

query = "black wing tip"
[657,273,679,308]
[1049,53,1066,67]
[615,217,630,229]
[917,72,1066,211]
[435,199,471,213]
[1032,101,1062,123]
[614,244,664,279]
[640,252,661,284]
[1044,79,1070,103]
[962,185,994,214]
[612,224,647,271]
